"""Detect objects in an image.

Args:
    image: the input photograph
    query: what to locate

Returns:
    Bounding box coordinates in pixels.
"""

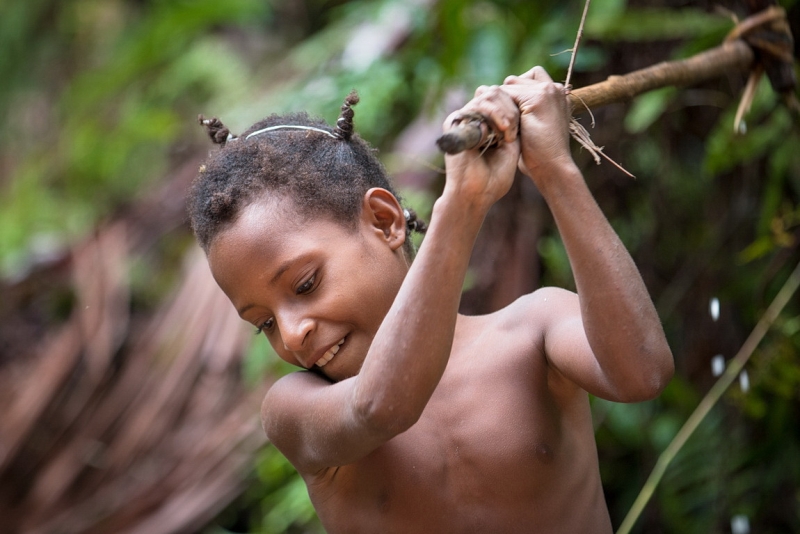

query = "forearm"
[540,162,673,395]
[353,194,485,433]
[351,86,519,437]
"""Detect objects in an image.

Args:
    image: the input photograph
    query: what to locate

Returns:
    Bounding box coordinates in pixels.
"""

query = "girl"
[189,67,673,533]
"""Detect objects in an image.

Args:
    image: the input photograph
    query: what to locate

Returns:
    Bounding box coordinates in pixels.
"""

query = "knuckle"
[481,85,501,99]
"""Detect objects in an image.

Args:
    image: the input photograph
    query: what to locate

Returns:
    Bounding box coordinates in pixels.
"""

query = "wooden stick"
[569,39,753,112]
[436,40,754,154]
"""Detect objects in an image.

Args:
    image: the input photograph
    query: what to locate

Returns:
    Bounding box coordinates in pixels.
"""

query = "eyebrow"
[271,260,294,285]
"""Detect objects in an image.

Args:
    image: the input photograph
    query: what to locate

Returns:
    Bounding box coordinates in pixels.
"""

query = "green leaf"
[624,87,676,134]
[585,8,732,42]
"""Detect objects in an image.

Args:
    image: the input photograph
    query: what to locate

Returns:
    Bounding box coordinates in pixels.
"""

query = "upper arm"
[534,288,618,396]
[520,286,672,402]
[519,287,629,401]
[261,371,393,475]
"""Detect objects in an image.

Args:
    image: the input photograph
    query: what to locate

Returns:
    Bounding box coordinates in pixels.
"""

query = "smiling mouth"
[316,338,345,368]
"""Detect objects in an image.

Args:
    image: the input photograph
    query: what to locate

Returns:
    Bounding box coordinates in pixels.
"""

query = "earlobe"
[362,188,407,251]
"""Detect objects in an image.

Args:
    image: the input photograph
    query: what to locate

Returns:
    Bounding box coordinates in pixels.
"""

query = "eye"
[255,318,275,335]
[296,273,316,295]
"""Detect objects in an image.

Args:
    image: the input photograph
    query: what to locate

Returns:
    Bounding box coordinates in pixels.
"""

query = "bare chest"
[306,334,606,533]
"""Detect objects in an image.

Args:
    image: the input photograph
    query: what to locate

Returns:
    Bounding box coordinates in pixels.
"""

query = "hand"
[501,67,576,186]
[442,85,520,213]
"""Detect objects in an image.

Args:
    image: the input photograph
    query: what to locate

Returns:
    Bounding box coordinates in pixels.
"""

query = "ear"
[361,188,407,251]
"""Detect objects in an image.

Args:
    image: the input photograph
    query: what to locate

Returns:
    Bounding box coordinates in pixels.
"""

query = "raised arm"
[262,88,521,474]
[501,67,673,402]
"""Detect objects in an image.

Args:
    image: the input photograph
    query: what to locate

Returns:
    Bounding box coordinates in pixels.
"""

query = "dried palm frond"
[0,160,271,534]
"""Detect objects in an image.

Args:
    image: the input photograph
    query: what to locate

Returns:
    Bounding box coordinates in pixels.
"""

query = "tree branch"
[568,40,753,112]
[437,40,755,154]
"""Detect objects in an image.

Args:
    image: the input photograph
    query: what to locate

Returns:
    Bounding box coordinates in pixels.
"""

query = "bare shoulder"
[480,287,587,394]
[462,286,581,357]
[507,286,578,313]
[259,370,359,474]
[491,286,580,337]
[260,367,408,475]
[498,286,671,402]
[260,370,328,438]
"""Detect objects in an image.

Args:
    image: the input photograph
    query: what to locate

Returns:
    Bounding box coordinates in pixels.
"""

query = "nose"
[279,311,315,353]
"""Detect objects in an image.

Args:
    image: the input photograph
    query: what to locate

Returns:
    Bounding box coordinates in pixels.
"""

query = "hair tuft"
[199,115,236,145]
[333,90,360,140]
[404,208,428,234]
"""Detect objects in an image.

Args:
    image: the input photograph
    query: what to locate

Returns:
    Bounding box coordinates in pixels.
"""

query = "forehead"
[206,197,355,290]
[222,193,350,241]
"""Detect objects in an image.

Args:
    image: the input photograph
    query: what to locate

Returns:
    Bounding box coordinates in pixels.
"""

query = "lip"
[310,336,346,368]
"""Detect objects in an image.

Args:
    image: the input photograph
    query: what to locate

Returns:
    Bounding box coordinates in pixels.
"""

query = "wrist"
[527,156,582,197]
[431,191,487,235]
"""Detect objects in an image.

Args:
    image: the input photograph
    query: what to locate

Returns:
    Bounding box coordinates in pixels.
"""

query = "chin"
[304,358,342,382]
[319,365,358,383]
[316,355,364,383]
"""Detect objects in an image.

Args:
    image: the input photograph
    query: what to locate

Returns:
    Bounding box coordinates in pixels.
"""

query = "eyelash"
[296,273,316,295]
[255,318,274,336]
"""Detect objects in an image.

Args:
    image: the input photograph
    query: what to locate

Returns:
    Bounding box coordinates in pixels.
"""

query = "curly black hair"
[188,91,426,257]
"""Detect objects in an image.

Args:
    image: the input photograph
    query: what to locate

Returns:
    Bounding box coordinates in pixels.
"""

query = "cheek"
[329,238,407,330]
[360,258,406,324]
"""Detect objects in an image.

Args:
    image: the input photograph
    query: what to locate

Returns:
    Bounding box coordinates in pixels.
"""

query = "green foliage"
[253,447,323,534]
[537,234,574,290]
[211,445,323,534]
[585,7,732,42]
[228,0,587,149]
[705,82,798,177]
[625,88,677,134]
[0,0,268,277]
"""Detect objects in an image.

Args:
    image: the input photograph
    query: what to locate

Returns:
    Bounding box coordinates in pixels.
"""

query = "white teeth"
[316,338,345,367]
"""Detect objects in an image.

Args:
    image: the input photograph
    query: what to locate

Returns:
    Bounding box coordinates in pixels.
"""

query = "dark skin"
[208,67,674,533]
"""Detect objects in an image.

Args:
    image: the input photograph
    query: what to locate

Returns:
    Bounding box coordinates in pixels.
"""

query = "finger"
[513,66,553,83]
[501,79,569,116]
[444,86,521,146]
[442,110,466,130]
[474,85,490,97]
[477,86,519,143]
[503,70,535,85]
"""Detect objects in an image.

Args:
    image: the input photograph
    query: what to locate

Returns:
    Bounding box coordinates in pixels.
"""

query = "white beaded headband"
[238,124,337,141]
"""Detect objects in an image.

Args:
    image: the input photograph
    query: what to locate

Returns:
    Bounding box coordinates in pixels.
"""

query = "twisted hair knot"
[198,115,237,145]
[404,208,428,234]
[333,90,359,140]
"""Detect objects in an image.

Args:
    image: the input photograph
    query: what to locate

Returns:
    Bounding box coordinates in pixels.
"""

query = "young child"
[189,67,673,533]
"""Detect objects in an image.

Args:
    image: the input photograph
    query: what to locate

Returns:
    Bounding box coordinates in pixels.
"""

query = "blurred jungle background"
[1,0,798,532]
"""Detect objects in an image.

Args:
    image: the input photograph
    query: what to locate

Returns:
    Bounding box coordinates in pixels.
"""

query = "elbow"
[628,365,673,402]
[614,346,675,403]
[650,342,676,395]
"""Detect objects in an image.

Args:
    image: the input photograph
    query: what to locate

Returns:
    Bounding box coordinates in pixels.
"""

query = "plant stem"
[565,0,592,90]
[616,259,800,534]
